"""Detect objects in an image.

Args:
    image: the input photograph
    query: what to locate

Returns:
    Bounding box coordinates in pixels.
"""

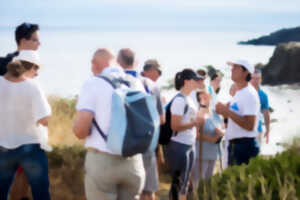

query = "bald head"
[94,48,113,60]
[91,48,114,75]
[117,48,135,69]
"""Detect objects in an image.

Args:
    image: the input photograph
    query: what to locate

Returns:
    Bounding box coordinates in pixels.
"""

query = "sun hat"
[14,50,40,66]
[227,59,254,74]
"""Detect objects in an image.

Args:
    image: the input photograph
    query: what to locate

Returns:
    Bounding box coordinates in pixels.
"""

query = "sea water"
[1,28,299,155]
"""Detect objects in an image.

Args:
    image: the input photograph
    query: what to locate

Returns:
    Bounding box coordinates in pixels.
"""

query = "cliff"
[239,26,300,46]
[262,42,300,85]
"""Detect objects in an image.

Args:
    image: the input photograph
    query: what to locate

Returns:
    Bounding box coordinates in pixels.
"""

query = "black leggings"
[166,141,195,197]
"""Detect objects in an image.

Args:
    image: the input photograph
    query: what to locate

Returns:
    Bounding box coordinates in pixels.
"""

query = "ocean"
[0,28,299,155]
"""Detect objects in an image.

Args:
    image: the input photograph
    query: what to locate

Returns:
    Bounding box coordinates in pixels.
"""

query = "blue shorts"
[228,138,259,166]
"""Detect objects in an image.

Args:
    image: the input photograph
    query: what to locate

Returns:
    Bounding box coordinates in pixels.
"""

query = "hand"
[216,102,229,117]
[216,128,224,137]
[194,116,205,127]
[158,153,165,165]
[264,130,270,144]
[157,146,165,165]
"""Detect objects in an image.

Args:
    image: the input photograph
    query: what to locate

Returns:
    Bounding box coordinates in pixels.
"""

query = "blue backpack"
[93,75,160,157]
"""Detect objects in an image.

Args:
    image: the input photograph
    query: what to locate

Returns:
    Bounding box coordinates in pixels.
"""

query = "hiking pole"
[218,144,223,172]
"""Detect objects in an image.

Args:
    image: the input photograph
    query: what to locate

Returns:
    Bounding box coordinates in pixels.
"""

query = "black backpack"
[159,93,188,145]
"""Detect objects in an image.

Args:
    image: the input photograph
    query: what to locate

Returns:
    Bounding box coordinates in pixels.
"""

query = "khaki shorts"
[84,150,145,200]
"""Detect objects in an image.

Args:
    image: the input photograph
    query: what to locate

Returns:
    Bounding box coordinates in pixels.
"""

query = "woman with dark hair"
[0,51,51,200]
[167,69,204,200]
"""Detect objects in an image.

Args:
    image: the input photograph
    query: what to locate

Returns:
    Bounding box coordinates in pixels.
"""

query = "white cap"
[14,50,40,66]
[227,59,254,74]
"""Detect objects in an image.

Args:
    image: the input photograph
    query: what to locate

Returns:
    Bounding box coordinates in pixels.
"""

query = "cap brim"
[193,75,204,81]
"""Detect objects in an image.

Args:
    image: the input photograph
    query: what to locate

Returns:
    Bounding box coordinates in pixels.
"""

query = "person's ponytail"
[6,60,26,77]
[175,71,184,90]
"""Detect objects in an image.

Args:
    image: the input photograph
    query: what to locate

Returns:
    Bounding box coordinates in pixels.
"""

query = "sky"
[1,0,300,32]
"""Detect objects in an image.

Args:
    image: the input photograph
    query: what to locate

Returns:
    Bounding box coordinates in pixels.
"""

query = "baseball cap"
[143,59,161,74]
[14,50,40,66]
[227,59,254,74]
[183,69,204,81]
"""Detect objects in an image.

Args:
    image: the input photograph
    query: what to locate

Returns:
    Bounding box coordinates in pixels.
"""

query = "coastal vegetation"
[197,139,300,200]
[44,97,300,200]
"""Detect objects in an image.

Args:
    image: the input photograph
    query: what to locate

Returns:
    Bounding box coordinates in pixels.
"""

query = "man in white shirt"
[216,59,260,166]
[73,48,145,200]
[141,59,162,82]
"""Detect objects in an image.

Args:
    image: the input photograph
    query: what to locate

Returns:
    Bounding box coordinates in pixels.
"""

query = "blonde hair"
[6,60,39,78]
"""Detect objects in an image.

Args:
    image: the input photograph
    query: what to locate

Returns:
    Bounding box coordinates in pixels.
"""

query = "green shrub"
[198,144,300,200]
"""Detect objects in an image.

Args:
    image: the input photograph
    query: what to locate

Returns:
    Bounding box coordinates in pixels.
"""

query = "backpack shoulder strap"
[174,93,189,114]
[92,118,107,141]
[97,75,131,88]
[92,75,119,142]
[96,75,117,89]
[183,103,188,115]
[171,93,189,136]
[92,75,131,142]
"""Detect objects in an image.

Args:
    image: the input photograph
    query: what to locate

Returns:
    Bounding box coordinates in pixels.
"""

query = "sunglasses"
[24,23,32,29]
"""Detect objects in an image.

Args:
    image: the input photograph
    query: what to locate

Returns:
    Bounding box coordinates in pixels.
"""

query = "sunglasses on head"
[24,23,32,29]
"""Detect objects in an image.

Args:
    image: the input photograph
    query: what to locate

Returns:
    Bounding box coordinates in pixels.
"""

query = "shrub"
[47,145,86,200]
[198,142,300,200]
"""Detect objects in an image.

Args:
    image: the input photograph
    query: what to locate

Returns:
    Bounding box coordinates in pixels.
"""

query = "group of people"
[0,22,270,200]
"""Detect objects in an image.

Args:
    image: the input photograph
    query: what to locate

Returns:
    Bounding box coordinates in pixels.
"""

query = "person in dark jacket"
[0,22,40,76]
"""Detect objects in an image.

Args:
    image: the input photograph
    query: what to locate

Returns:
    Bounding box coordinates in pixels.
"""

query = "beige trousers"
[84,150,145,200]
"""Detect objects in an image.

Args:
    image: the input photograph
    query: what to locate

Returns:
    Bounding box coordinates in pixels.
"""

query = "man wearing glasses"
[0,22,40,75]
[0,22,40,200]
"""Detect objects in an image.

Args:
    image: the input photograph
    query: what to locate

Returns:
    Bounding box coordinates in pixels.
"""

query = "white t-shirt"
[170,95,198,145]
[0,77,51,149]
[226,85,260,140]
[76,75,116,154]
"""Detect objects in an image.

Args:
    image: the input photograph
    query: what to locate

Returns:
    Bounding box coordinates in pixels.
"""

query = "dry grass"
[48,96,82,146]
[46,96,172,200]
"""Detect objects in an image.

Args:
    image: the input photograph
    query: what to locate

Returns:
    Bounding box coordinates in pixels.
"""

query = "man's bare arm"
[73,111,94,139]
